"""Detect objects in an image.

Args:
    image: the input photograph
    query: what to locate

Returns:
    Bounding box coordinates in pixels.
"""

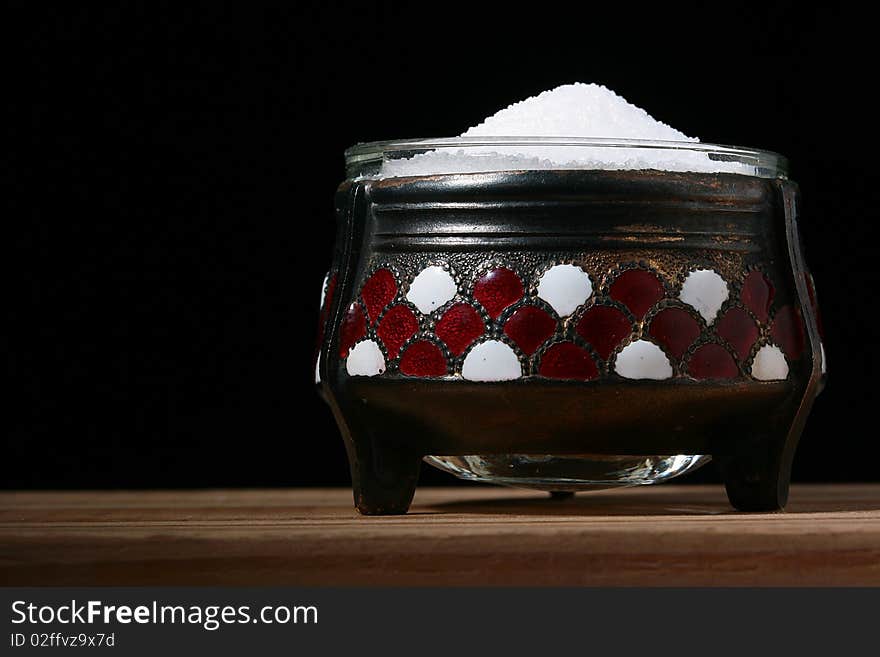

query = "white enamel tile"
[536,264,593,317]
[751,344,789,381]
[614,340,673,380]
[461,340,522,382]
[679,269,729,325]
[406,266,457,314]
[346,340,386,377]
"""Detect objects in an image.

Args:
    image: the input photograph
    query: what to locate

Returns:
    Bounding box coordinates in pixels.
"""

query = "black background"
[5,4,876,488]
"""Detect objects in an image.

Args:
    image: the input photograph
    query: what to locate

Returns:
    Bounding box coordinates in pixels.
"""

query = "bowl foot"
[717,430,794,512]
[345,436,421,516]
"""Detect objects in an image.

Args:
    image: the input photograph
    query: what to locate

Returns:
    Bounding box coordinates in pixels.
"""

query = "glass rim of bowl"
[344,136,789,180]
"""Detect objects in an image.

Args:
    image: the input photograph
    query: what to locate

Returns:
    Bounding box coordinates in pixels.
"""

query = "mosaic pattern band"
[320,256,823,384]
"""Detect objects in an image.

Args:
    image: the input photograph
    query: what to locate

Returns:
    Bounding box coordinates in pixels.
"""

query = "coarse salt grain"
[377,83,751,178]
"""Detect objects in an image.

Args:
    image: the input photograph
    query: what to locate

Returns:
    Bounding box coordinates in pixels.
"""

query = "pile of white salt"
[377,83,752,178]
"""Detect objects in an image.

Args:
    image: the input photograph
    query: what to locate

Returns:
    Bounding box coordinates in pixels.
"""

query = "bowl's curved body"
[316,170,824,515]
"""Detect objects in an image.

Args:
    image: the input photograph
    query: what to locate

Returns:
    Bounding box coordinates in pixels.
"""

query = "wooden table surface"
[2,485,879,586]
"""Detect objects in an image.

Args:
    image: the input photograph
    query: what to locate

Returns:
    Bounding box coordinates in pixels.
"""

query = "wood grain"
[1,485,879,586]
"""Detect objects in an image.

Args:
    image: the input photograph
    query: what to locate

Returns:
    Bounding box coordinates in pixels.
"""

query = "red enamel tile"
[538,342,599,381]
[435,303,484,356]
[575,305,632,360]
[339,301,367,358]
[503,305,556,355]
[715,307,759,360]
[647,307,701,360]
[473,268,523,319]
[377,304,419,359]
[361,268,397,325]
[399,340,447,377]
[609,269,665,320]
[687,343,739,380]
[771,304,806,360]
[741,271,774,322]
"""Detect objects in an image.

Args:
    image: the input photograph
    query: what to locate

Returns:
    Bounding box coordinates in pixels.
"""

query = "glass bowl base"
[423,453,711,491]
